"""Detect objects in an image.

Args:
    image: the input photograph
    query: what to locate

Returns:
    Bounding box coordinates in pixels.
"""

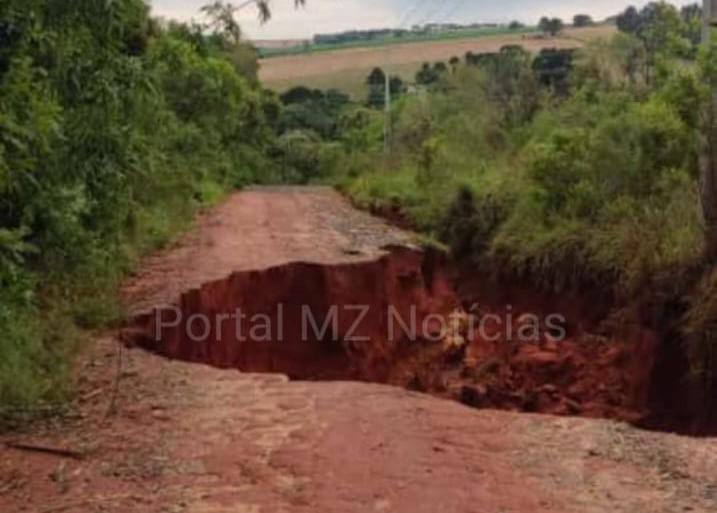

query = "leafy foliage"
[0,0,286,420]
[573,15,594,28]
[340,9,717,421]
[538,17,564,37]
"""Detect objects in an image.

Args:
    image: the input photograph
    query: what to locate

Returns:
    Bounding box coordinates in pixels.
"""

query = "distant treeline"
[312,23,514,46]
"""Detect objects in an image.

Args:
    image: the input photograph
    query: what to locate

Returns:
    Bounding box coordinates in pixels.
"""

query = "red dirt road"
[2,187,716,513]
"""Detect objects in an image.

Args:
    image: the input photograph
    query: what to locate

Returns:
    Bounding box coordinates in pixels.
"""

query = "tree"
[538,17,551,34]
[0,0,297,412]
[366,67,386,88]
[573,14,594,27]
[415,61,449,86]
[539,17,564,37]
[365,68,403,108]
[201,1,305,80]
[415,62,437,85]
[700,24,717,261]
[449,55,460,73]
[508,21,525,30]
[617,6,642,34]
[280,86,322,104]
[389,76,405,97]
[638,2,691,60]
[473,45,541,126]
[614,2,693,83]
[533,48,575,94]
[201,2,242,43]
[681,3,702,46]
[549,18,565,36]
[617,2,693,53]
[201,0,306,37]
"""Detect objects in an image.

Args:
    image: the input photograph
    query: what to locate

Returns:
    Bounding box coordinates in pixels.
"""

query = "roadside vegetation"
[0,0,310,424]
[278,1,717,425]
[4,0,717,429]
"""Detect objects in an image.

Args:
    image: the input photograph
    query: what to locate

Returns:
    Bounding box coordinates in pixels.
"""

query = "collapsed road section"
[127,245,455,381]
[121,186,696,432]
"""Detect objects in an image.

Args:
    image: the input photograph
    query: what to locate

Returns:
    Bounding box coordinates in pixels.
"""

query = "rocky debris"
[406,307,651,425]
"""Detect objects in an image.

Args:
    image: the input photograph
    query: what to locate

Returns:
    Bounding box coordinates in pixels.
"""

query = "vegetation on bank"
[279,1,716,422]
[0,0,314,423]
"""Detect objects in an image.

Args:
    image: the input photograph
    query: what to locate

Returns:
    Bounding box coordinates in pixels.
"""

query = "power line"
[440,0,469,23]
[397,0,431,29]
[413,0,459,28]
[383,0,464,153]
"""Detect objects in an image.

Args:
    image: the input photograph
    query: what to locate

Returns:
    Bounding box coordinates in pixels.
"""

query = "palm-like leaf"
[255,0,306,23]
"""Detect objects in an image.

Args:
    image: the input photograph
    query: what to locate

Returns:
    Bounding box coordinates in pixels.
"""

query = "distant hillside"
[259,25,616,99]
[252,39,309,50]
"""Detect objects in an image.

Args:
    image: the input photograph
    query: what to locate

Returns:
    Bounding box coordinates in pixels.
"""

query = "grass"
[0,176,231,429]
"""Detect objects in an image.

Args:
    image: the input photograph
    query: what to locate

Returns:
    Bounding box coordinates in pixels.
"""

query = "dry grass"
[259,26,616,98]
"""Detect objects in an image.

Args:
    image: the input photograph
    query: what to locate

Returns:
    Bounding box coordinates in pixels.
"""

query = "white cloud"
[242,0,398,39]
[148,0,697,39]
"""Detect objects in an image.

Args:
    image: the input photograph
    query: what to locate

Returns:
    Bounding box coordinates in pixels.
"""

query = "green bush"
[0,0,290,422]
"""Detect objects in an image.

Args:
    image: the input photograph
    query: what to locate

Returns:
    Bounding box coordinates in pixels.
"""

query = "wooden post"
[384,71,392,153]
[702,0,717,260]
[705,0,713,44]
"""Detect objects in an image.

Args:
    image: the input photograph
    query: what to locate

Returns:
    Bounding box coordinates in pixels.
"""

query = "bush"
[0,1,289,422]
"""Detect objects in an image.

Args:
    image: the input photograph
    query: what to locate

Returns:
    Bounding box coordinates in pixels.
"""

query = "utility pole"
[705,0,713,44]
[384,70,392,153]
[701,0,717,260]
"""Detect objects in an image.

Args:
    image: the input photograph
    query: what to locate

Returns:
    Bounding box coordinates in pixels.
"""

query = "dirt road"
[2,187,716,513]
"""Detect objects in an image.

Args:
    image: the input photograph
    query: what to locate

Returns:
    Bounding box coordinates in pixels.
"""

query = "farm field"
[259,25,616,98]
[256,26,535,58]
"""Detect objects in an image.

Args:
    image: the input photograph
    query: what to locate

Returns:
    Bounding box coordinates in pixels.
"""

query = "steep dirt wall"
[126,246,457,381]
[453,271,716,434]
[451,273,659,425]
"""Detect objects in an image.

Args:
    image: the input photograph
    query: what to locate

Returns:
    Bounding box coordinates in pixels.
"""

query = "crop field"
[257,26,534,58]
[259,25,615,98]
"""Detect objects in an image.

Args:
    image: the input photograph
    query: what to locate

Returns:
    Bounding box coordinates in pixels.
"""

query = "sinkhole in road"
[123,245,706,435]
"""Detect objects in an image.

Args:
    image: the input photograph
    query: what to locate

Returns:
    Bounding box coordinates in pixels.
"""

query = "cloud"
[242,0,398,39]
[148,0,696,39]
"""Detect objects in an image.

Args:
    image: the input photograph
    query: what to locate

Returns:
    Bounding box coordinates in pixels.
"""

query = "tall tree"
[201,0,306,40]
[539,17,564,36]
[617,6,642,34]
[573,14,594,27]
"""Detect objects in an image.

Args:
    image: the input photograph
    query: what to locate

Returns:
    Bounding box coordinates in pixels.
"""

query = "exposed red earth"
[123,187,667,428]
[2,186,716,513]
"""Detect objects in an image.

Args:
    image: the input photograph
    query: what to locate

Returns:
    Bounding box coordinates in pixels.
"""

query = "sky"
[150,0,696,40]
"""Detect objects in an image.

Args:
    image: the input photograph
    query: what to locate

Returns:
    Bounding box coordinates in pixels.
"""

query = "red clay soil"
[123,186,457,382]
[128,247,457,381]
[2,337,717,512]
[2,187,717,513]
[124,187,661,428]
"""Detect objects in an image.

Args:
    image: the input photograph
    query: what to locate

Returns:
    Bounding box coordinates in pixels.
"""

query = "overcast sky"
[150,0,696,39]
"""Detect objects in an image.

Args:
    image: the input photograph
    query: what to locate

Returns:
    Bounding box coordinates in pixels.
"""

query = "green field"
[258,26,535,58]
